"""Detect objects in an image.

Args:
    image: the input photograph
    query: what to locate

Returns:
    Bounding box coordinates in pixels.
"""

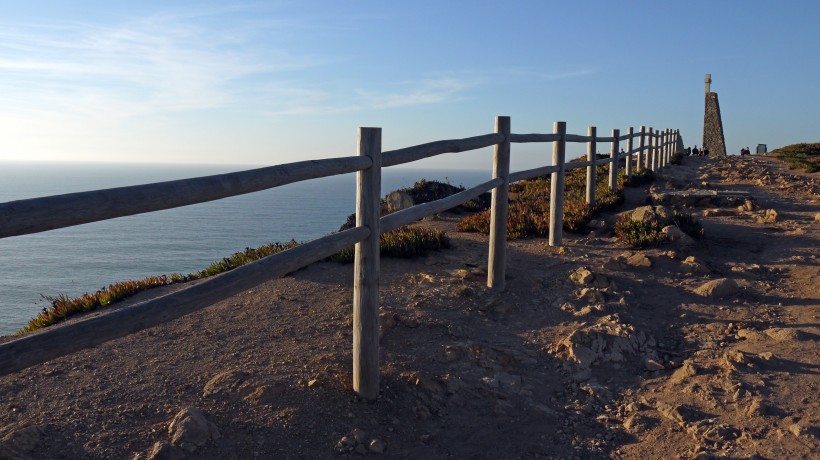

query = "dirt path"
[1,155,817,459]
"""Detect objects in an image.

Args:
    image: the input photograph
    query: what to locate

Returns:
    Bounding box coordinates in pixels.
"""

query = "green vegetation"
[331,226,450,263]
[457,158,625,239]
[21,241,301,334]
[613,216,666,248]
[772,143,820,173]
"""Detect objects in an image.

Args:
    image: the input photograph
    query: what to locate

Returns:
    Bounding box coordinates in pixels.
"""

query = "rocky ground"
[0,154,818,459]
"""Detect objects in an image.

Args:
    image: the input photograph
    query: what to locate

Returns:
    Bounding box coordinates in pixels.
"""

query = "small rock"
[669,360,699,384]
[623,413,656,433]
[307,379,319,388]
[368,438,387,454]
[644,359,664,371]
[569,267,595,285]
[146,442,185,460]
[788,422,807,437]
[656,401,700,423]
[202,370,251,400]
[379,311,398,340]
[763,208,778,223]
[569,267,609,288]
[168,407,221,453]
[243,384,284,405]
[764,327,803,342]
[693,278,739,297]
[626,253,653,268]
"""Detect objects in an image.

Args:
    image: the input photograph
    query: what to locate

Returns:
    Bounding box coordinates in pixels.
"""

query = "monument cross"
[705,73,711,93]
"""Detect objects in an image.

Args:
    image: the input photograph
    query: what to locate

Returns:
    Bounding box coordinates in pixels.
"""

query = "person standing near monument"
[692,146,700,156]
[703,147,710,157]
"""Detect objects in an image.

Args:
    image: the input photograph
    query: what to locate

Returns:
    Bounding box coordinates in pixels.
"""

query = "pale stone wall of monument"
[703,92,727,156]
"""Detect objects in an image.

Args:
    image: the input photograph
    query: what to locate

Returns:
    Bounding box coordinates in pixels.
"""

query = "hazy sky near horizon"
[1,0,818,171]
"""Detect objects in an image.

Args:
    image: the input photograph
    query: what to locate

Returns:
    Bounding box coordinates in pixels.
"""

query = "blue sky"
[1,0,818,170]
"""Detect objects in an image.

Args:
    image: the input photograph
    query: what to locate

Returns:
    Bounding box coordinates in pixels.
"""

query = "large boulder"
[385,190,415,213]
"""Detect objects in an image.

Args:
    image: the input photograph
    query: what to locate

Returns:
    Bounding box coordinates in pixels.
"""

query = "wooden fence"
[0,118,682,399]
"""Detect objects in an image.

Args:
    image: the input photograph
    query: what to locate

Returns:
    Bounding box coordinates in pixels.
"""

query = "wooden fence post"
[549,121,566,247]
[353,127,381,400]
[609,129,619,193]
[638,126,646,171]
[659,129,665,168]
[646,127,654,170]
[665,129,671,166]
[488,116,510,291]
[625,127,634,180]
[585,126,597,207]
[651,129,658,171]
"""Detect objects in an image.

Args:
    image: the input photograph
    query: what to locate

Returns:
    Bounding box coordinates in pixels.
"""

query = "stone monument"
[702,74,727,156]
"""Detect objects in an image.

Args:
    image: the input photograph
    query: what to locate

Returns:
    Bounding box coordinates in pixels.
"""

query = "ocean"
[0,161,490,335]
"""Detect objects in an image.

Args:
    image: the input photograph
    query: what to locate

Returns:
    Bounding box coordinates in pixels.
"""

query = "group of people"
[687,146,710,156]
[740,147,752,156]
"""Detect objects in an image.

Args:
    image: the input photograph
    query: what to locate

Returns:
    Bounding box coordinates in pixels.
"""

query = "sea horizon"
[0,161,491,335]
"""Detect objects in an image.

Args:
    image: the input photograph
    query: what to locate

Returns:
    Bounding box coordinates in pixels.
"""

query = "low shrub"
[21,241,302,333]
[771,143,819,173]
[332,226,451,263]
[670,152,683,164]
[672,210,704,239]
[458,158,625,239]
[614,215,666,248]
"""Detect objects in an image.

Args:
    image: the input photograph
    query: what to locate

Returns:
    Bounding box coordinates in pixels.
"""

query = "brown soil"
[1,154,818,460]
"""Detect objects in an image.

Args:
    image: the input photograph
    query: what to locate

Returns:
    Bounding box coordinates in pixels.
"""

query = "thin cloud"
[0,13,321,119]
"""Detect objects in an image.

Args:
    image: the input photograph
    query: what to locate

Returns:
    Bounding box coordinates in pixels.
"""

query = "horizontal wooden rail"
[565,134,592,143]
[0,226,370,376]
[509,133,560,143]
[0,156,372,239]
[597,136,616,143]
[509,164,560,183]
[380,178,502,232]
[382,133,504,167]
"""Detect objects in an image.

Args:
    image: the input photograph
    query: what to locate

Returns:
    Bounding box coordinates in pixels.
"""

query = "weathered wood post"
[665,128,671,166]
[651,130,658,171]
[585,126,597,207]
[488,116,511,291]
[659,130,664,168]
[549,121,566,247]
[625,127,634,181]
[609,129,619,193]
[646,127,654,170]
[353,127,381,400]
[638,126,646,171]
